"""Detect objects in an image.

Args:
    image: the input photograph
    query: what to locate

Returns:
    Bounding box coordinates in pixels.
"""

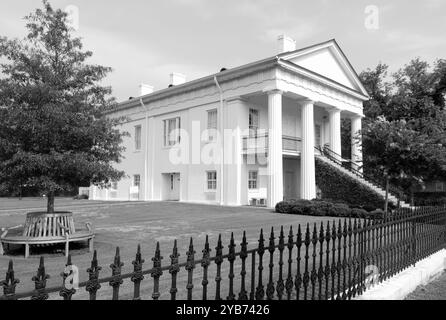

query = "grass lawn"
[0,197,337,300]
[405,272,446,300]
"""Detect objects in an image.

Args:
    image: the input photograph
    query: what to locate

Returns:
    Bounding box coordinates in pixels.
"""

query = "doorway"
[164,173,180,201]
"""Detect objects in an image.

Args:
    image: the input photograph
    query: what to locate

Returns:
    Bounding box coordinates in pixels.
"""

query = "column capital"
[300,98,315,106]
[350,113,365,120]
[262,87,284,95]
[327,106,341,114]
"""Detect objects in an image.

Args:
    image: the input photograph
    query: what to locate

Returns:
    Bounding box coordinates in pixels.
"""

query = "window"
[206,171,217,190]
[207,109,218,141]
[249,109,259,136]
[170,174,175,190]
[111,181,118,190]
[248,170,258,189]
[133,175,141,188]
[134,125,142,150]
[435,182,444,192]
[164,117,181,146]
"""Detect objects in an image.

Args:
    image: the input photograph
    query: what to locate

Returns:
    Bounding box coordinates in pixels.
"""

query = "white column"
[300,99,316,200]
[351,115,363,172]
[267,90,283,208]
[328,108,342,156]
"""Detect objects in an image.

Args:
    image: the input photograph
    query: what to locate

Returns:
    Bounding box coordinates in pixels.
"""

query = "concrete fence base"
[356,249,446,300]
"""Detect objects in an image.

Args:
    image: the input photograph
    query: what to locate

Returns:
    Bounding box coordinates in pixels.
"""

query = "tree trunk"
[47,191,55,213]
[384,176,389,214]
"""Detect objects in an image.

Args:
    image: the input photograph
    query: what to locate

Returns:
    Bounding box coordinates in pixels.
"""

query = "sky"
[1,0,445,102]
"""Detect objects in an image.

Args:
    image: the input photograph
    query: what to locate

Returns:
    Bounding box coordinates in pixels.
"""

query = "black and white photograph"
[0,0,446,308]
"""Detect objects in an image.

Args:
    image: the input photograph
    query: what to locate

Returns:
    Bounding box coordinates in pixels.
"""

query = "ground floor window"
[206,171,217,190]
[248,170,258,189]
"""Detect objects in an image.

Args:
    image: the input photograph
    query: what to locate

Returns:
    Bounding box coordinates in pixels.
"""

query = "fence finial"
[31,257,50,300]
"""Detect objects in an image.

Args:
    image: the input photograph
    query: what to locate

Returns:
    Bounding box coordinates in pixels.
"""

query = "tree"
[358,59,446,206]
[0,1,127,212]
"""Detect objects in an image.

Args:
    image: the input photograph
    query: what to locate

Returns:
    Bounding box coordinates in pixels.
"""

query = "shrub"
[73,194,88,200]
[275,199,385,218]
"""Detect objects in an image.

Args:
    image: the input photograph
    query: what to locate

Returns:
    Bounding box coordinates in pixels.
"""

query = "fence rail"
[1,206,446,300]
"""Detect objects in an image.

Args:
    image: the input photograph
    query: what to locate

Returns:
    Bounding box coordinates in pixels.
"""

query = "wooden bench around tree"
[0,212,94,258]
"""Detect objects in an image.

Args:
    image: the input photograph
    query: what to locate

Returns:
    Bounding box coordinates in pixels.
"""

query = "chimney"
[170,72,186,86]
[139,83,154,96]
[277,34,296,53]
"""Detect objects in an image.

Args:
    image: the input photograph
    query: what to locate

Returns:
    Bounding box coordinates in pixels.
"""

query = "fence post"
[86,250,101,300]
[132,244,145,300]
[0,260,19,300]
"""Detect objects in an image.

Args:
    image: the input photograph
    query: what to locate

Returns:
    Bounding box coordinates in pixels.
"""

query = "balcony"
[242,134,302,155]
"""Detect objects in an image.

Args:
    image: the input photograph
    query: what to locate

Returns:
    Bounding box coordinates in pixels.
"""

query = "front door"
[168,173,180,201]
[284,171,296,200]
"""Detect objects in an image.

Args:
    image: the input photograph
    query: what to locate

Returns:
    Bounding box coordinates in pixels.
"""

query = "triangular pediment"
[280,40,368,96]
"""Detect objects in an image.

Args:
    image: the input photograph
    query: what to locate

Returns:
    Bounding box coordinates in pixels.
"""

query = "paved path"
[405,272,446,300]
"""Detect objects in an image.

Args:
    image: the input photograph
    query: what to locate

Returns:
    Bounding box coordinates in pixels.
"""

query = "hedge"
[275,199,384,219]
[315,158,391,211]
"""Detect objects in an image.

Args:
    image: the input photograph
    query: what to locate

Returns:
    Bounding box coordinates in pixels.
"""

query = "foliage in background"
[352,60,446,204]
[0,1,127,212]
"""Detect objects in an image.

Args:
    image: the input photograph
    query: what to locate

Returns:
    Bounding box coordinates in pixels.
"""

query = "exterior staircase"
[315,147,411,208]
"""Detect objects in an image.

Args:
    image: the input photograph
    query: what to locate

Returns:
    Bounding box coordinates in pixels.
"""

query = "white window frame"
[206,171,217,191]
[248,170,258,190]
[134,125,142,151]
[163,117,181,147]
[249,108,259,137]
[207,109,218,142]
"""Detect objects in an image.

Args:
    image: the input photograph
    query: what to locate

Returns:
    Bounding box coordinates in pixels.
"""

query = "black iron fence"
[1,206,446,300]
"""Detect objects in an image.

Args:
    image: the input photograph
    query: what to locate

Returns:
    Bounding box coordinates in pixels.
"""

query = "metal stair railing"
[315,145,408,206]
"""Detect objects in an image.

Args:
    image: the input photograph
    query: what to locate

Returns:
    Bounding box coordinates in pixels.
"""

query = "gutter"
[140,98,150,201]
[214,75,225,206]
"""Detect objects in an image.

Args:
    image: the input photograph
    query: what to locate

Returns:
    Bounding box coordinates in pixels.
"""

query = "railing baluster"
[324,221,331,300]
[295,224,302,300]
[202,235,212,300]
[186,238,196,300]
[330,220,337,300]
[60,255,75,300]
[227,233,236,300]
[151,243,163,300]
[266,227,275,300]
[318,222,324,300]
[347,219,353,299]
[336,220,342,300]
[285,226,294,300]
[255,229,265,300]
[276,226,285,300]
[1,260,19,300]
[310,223,318,300]
[31,257,50,300]
[86,250,101,300]
[352,219,358,298]
[249,251,256,300]
[169,240,180,300]
[341,219,348,299]
[215,234,223,300]
[238,231,248,300]
[109,247,123,300]
[132,244,145,300]
[303,223,310,300]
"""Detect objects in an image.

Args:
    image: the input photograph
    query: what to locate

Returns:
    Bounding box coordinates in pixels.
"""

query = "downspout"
[140,98,150,201]
[214,76,225,205]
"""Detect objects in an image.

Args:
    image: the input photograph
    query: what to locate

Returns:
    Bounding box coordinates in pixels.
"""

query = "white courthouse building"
[90,36,369,208]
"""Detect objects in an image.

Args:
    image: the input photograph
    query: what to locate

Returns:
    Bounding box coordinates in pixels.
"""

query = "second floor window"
[164,117,181,146]
[207,109,218,141]
[134,125,142,150]
[249,108,259,136]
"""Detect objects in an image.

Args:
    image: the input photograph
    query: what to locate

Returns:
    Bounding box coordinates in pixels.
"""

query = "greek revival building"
[90,36,369,208]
